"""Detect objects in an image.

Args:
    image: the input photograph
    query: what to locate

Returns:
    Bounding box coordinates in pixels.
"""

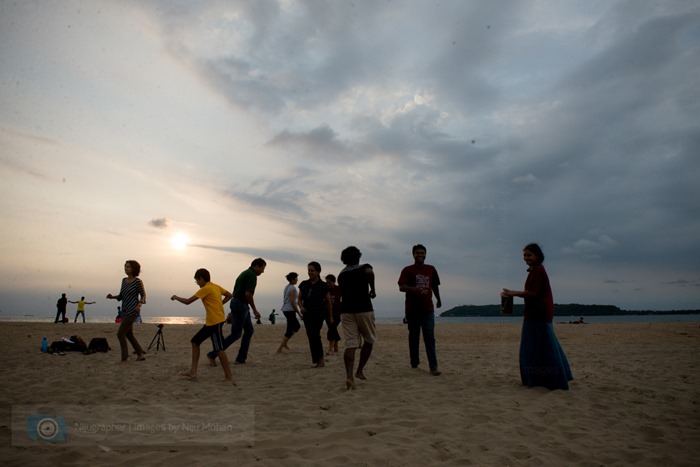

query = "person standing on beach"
[338,246,377,390]
[276,272,302,353]
[398,244,442,376]
[325,274,342,355]
[69,296,95,323]
[299,262,333,368]
[502,243,573,390]
[171,268,234,382]
[106,260,146,363]
[207,258,266,365]
[54,293,68,323]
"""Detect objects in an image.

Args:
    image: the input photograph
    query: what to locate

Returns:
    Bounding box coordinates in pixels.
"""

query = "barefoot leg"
[218,350,234,383]
[346,378,356,390]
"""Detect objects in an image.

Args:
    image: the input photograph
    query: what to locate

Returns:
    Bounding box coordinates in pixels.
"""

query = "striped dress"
[117,278,146,317]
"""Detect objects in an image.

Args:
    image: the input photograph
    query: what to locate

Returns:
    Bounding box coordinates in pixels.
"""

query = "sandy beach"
[1,321,698,466]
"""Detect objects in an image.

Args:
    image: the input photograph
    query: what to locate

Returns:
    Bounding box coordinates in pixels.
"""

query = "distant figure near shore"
[54,293,68,324]
[69,296,95,323]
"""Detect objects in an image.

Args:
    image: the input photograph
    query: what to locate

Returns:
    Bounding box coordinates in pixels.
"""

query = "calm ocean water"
[1,314,698,325]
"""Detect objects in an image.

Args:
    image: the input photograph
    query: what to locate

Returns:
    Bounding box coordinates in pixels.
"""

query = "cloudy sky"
[1,0,698,319]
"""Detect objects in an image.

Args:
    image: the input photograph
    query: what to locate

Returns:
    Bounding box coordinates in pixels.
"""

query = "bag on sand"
[69,335,88,352]
[49,336,87,353]
[85,338,111,354]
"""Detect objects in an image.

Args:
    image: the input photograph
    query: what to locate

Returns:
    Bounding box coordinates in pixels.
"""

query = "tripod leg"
[148,329,160,350]
[153,329,165,351]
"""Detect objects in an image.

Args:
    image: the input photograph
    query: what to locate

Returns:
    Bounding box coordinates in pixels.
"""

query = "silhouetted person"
[54,293,68,323]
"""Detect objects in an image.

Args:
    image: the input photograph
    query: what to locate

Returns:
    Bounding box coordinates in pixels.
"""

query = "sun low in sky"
[171,233,190,250]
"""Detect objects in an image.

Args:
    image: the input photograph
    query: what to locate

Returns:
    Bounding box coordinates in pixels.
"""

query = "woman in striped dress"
[107,260,147,362]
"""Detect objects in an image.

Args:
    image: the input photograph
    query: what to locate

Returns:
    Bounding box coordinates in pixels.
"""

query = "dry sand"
[1,321,698,466]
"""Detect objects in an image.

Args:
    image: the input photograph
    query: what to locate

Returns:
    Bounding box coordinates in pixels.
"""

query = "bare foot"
[181,371,197,380]
[136,354,146,362]
[207,357,217,367]
[430,369,442,376]
[355,371,366,380]
[224,378,237,385]
[313,360,325,368]
[346,378,356,390]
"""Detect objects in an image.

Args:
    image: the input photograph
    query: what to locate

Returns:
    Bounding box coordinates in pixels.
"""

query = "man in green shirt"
[207,258,266,365]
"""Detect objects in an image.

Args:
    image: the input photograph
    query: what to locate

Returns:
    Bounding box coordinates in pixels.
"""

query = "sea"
[1,314,698,325]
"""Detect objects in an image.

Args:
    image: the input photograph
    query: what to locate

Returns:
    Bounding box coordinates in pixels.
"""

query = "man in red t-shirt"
[398,244,442,376]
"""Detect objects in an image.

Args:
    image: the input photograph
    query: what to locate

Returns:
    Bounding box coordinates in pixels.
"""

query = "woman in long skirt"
[502,243,573,390]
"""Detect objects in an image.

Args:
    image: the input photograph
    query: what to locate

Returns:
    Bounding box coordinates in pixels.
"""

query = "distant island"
[439,304,700,318]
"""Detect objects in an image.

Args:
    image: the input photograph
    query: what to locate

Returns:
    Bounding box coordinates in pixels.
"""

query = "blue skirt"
[520,321,573,390]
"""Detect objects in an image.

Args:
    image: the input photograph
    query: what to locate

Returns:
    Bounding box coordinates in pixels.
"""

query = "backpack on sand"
[85,338,111,354]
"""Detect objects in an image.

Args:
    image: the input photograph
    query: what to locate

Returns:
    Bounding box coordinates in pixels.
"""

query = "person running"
[207,258,266,365]
[171,268,234,383]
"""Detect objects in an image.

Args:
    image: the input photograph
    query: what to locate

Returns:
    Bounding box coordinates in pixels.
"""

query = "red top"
[523,264,554,322]
[398,263,440,314]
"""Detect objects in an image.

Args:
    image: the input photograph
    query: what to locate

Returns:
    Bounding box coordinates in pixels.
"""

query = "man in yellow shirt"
[70,296,95,323]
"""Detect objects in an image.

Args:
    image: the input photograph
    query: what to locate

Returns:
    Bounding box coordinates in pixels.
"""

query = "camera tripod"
[147,324,166,351]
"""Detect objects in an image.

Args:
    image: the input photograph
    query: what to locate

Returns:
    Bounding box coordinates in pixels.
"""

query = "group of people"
[106,242,573,391]
[166,244,444,389]
[54,294,95,323]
